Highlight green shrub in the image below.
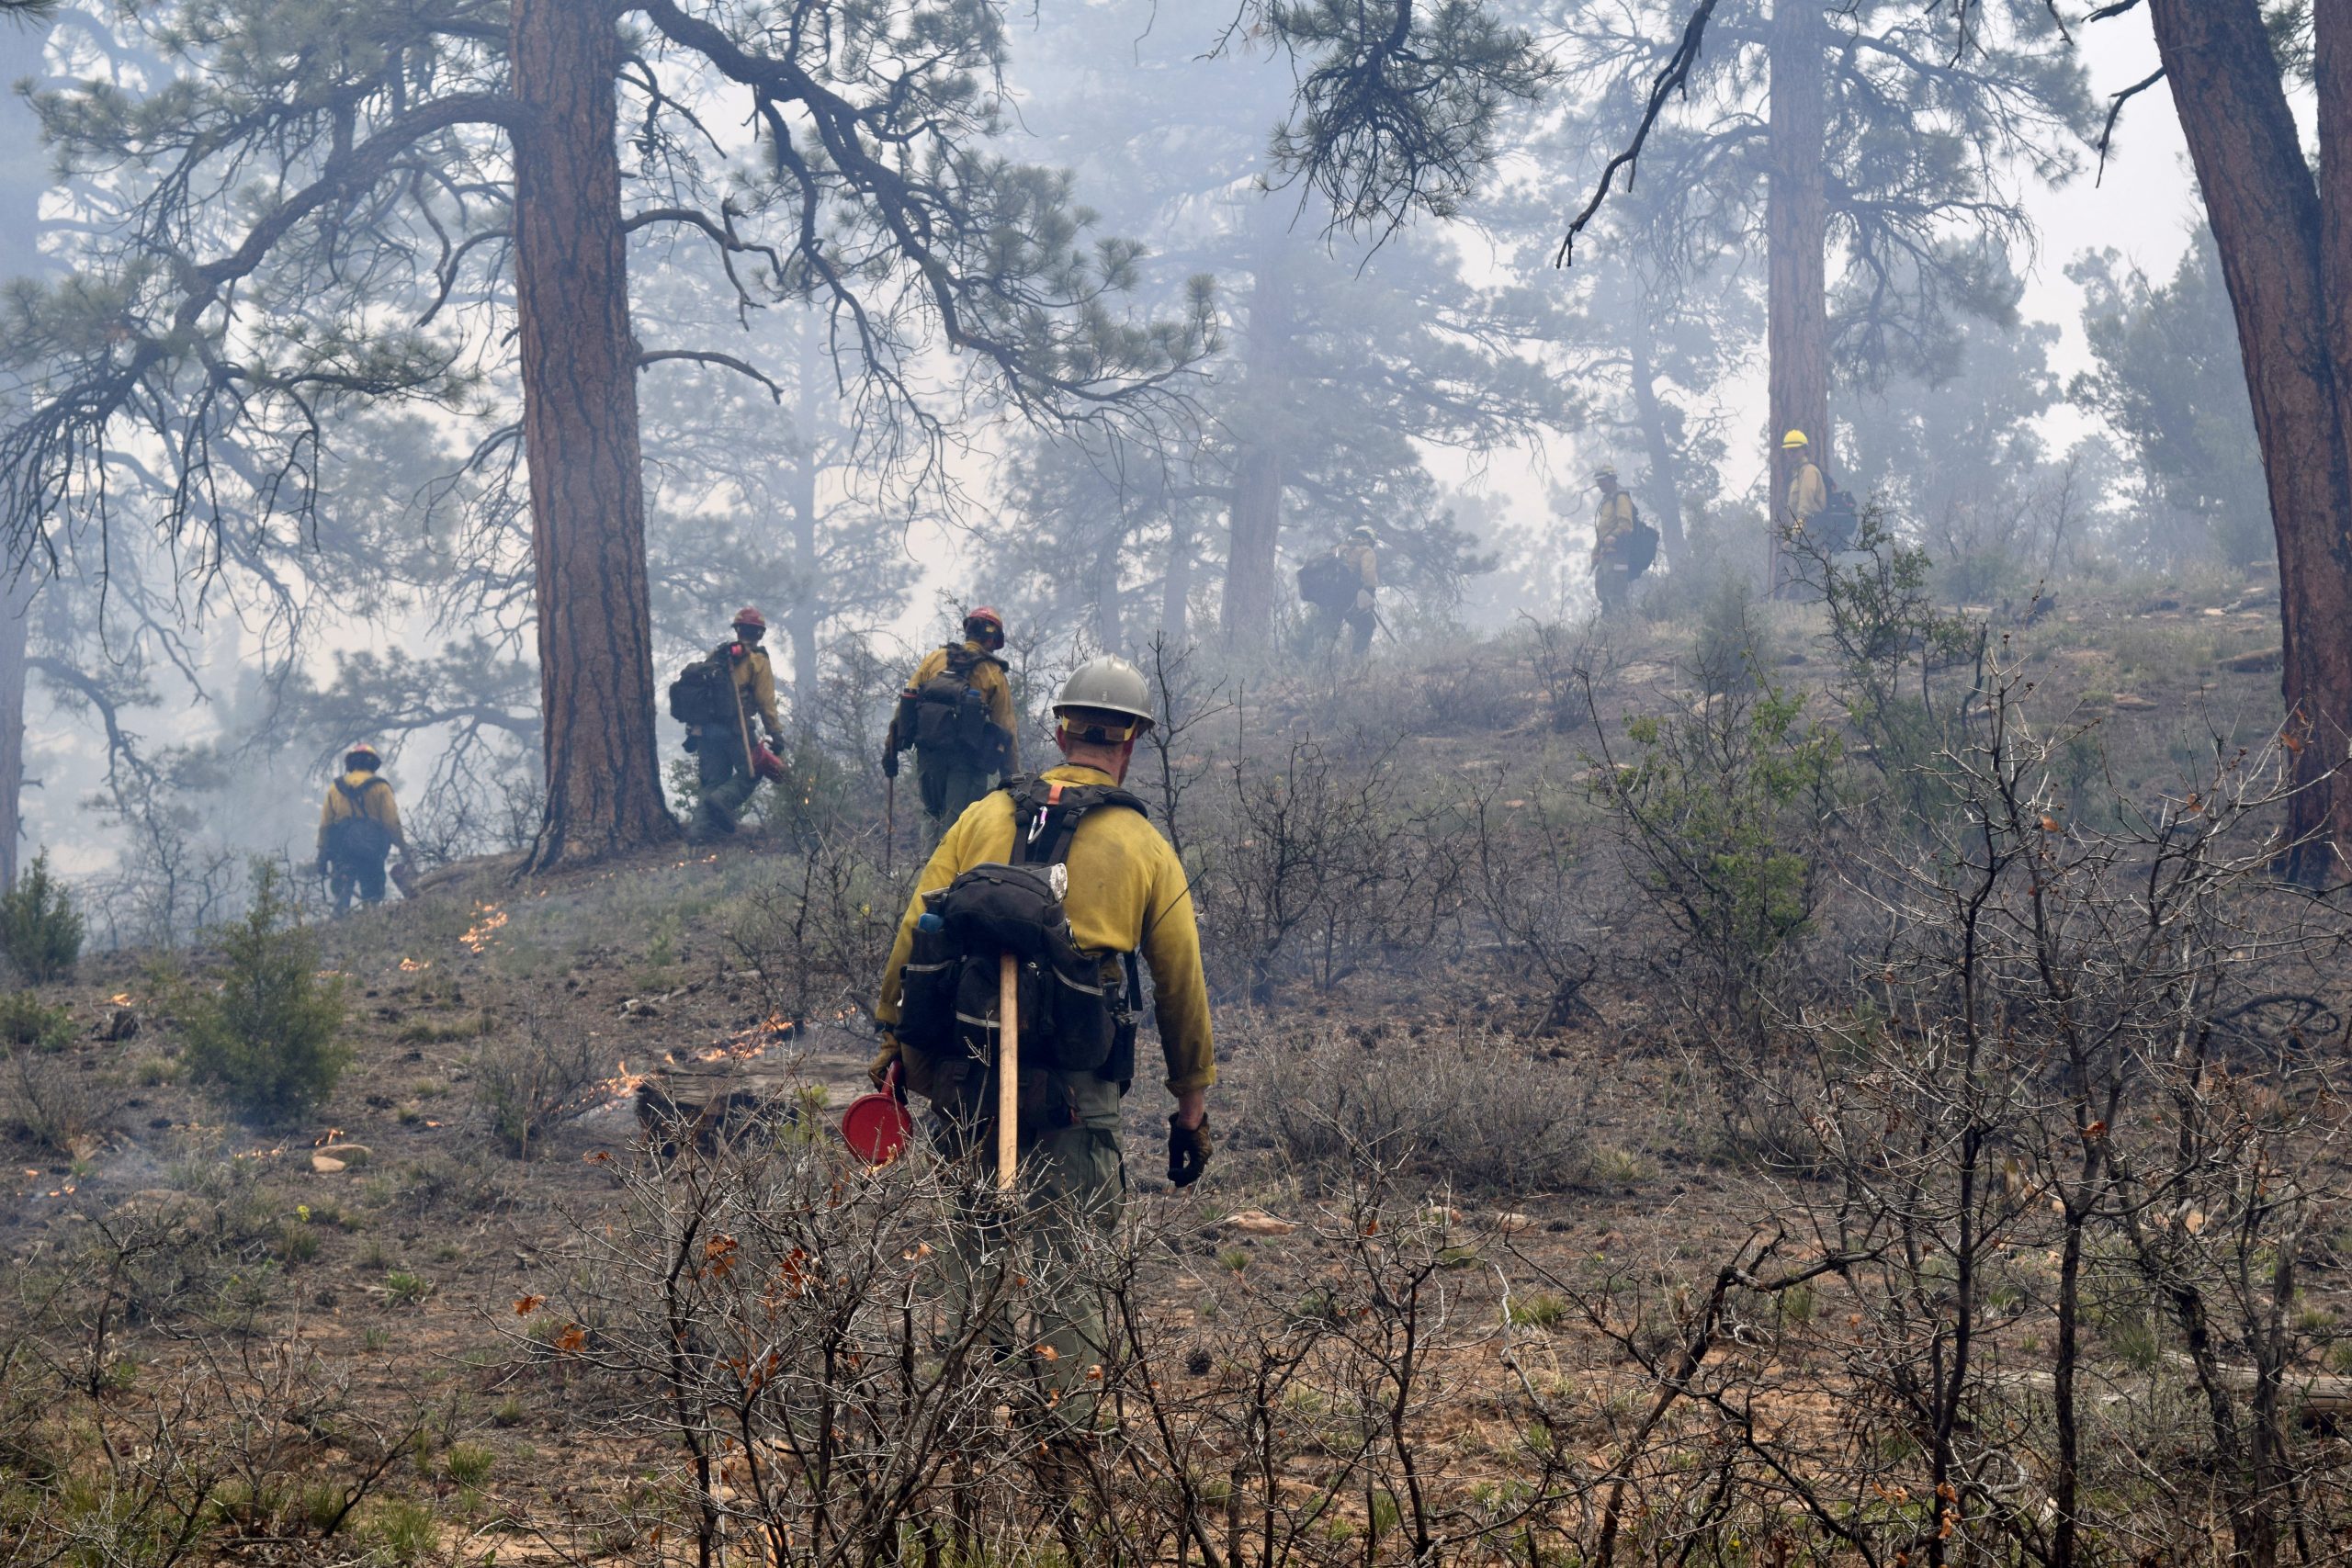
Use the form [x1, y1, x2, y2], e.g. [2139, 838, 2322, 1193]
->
[368, 1496, 438, 1565]
[443, 1442, 495, 1486]
[0, 851, 84, 984]
[179, 863, 349, 1124]
[0, 990, 71, 1054]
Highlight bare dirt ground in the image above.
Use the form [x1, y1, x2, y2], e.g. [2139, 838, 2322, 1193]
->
[7, 579, 2343, 1563]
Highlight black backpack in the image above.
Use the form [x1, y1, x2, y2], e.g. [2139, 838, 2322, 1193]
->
[904, 646, 1010, 768]
[1626, 513, 1660, 577]
[668, 647, 739, 728]
[1817, 487, 1860, 553]
[894, 775, 1147, 1094]
[324, 777, 393, 862]
[1297, 551, 1357, 611]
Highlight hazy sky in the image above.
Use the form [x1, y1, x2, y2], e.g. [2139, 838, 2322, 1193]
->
[2021, 9, 2202, 448]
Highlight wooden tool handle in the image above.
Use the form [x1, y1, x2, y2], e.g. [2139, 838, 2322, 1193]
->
[996, 953, 1019, 1190]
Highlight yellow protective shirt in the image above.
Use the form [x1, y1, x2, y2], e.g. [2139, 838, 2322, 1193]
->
[1786, 460, 1827, 530]
[316, 771, 401, 856]
[874, 763, 1214, 1095]
[887, 639, 1019, 767]
[1591, 491, 1639, 563]
[729, 644, 783, 739]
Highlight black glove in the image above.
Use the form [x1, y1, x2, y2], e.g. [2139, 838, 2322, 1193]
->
[880, 748, 899, 779]
[313, 855, 330, 877]
[1167, 1113, 1211, 1189]
[682, 730, 699, 753]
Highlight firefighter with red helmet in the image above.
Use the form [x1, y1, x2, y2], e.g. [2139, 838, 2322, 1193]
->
[685, 607, 786, 842]
[882, 607, 1019, 840]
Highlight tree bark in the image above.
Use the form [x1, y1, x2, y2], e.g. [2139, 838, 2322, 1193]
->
[1767, 0, 1831, 598]
[511, 0, 675, 866]
[0, 577, 28, 891]
[1162, 504, 1193, 642]
[2153, 0, 2352, 880]
[0, 19, 51, 889]
[1092, 515, 1125, 652]
[1221, 237, 1291, 651]
[1628, 319, 1690, 572]
[787, 312, 822, 736]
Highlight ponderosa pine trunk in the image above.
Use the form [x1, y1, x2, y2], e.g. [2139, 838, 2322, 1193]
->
[1162, 507, 1193, 642]
[0, 579, 28, 891]
[1767, 0, 1830, 599]
[511, 0, 675, 866]
[0, 19, 51, 890]
[1222, 238, 1291, 652]
[1628, 321, 1690, 571]
[2152, 0, 2352, 881]
[787, 314, 822, 736]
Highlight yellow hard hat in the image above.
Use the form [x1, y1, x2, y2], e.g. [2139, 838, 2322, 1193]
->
[1781, 429, 1809, 450]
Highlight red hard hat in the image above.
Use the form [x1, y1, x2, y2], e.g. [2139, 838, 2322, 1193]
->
[966, 605, 1003, 636]
[732, 606, 766, 630]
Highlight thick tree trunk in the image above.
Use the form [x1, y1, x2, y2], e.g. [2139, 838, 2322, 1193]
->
[0, 20, 51, 889]
[1092, 519, 1124, 652]
[1628, 321, 1689, 571]
[787, 315, 822, 735]
[1221, 240, 1291, 651]
[1767, 0, 1830, 598]
[0, 578, 28, 890]
[511, 0, 675, 866]
[1162, 506, 1193, 642]
[2153, 0, 2352, 880]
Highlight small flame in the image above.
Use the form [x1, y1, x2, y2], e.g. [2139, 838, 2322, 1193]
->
[399, 957, 430, 973]
[108, 993, 133, 1006]
[458, 904, 509, 953]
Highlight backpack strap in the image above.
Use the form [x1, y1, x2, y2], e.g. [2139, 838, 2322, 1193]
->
[334, 777, 377, 812]
[1001, 774, 1147, 870]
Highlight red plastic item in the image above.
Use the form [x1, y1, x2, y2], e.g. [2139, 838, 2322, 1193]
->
[841, 1061, 912, 1166]
[752, 743, 787, 781]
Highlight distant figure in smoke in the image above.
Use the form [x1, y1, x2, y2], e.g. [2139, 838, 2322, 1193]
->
[883, 608, 1019, 843]
[681, 607, 786, 843]
[1588, 464, 1655, 615]
[315, 743, 405, 915]
[1296, 525, 1380, 659]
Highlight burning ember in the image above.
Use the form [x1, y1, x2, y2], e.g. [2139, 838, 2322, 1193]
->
[399, 957, 430, 973]
[690, 1013, 799, 1065]
[459, 904, 508, 953]
[599, 1059, 651, 1100]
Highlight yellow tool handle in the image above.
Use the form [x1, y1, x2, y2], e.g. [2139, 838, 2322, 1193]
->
[997, 953, 1019, 1190]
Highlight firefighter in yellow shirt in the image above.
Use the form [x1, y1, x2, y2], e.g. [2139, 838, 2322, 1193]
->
[870, 655, 1211, 1423]
[1589, 465, 1645, 614]
[881, 608, 1020, 840]
[686, 607, 786, 842]
[314, 743, 404, 914]
[1783, 429, 1827, 541]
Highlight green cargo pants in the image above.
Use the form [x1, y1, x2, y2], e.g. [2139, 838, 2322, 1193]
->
[915, 750, 994, 843]
[934, 1069, 1125, 1428]
[689, 721, 759, 840]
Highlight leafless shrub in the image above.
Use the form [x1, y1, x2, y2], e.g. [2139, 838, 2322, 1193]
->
[0, 1046, 108, 1159]
[0, 1224, 440, 1562]
[723, 825, 899, 1029]
[1505, 660, 2352, 1567]
[1201, 729, 1465, 1000]
[473, 1012, 605, 1159]
[536, 1111, 1597, 1565]
[1463, 774, 1605, 1029]
[1246, 1021, 1590, 1194]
